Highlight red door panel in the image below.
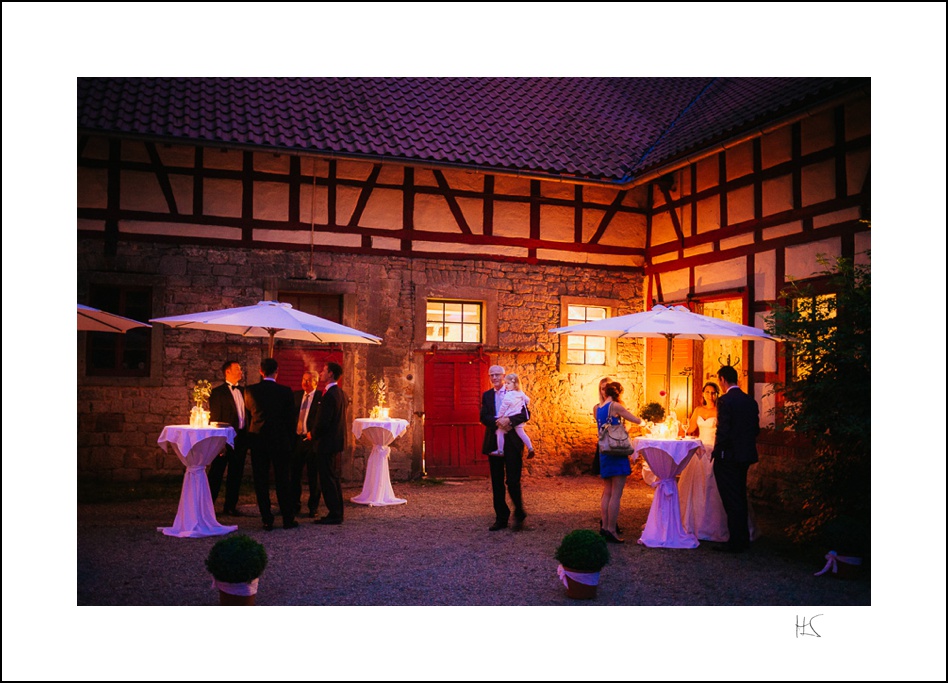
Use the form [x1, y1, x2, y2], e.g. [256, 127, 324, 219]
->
[273, 346, 343, 392]
[424, 352, 489, 477]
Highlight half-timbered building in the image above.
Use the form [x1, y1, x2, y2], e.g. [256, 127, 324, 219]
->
[77, 77, 870, 487]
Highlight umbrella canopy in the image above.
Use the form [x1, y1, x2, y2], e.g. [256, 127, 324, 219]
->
[78, 304, 152, 333]
[550, 305, 779, 409]
[150, 300, 382, 356]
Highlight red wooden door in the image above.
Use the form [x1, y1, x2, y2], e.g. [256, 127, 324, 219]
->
[273, 346, 343, 392]
[646, 337, 694, 422]
[424, 352, 489, 477]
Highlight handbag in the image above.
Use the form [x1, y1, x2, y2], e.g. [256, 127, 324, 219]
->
[598, 418, 633, 456]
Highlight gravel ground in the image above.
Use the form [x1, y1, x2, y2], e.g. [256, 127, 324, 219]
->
[77, 474, 869, 607]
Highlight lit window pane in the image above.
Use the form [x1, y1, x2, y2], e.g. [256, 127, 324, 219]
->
[462, 325, 480, 342]
[427, 303, 444, 322]
[587, 350, 606, 365]
[586, 336, 606, 351]
[587, 307, 607, 321]
[443, 323, 462, 341]
[567, 335, 585, 350]
[444, 303, 463, 322]
[567, 305, 586, 321]
[567, 349, 585, 364]
[462, 305, 479, 323]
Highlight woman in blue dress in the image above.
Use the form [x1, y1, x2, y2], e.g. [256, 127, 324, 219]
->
[596, 382, 643, 543]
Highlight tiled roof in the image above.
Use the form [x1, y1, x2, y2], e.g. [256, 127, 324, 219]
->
[77, 77, 868, 183]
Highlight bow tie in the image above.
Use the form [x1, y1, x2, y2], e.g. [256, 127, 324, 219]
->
[228, 384, 239, 390]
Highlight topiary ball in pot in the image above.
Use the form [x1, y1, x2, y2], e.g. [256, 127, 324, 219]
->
[555, 529, 610, 571]
[206, 534, 268, 605]
[555, 529, 610, 599]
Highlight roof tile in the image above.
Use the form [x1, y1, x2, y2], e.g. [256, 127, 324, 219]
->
[78, 77, 868, 182]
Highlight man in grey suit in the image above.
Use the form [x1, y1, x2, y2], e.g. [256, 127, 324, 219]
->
[244, 357, 298, 531]
[291, 371, 321, 518]
[711, 365, 760, 553]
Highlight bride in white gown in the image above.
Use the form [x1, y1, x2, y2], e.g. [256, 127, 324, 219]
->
[679, 383, 758, 542]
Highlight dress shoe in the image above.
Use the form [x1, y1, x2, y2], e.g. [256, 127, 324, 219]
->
[511, 512, 526, 532]
[527, 449, 535, 459]
[488, 521, 508, 531]
[600, 520, 623, 535]
[283, 520, 300, 530]
[601, 529, 625, 544]
[315, 516, 343, 525]
[307, 510, 318, 518]
[262, 520, 274, 531]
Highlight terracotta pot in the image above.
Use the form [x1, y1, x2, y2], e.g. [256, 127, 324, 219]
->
[219, 590, 256, 606]
[215, 577, 259, 605]
[563, 568, 599, 599]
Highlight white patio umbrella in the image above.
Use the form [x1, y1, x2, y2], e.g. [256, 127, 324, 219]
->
[78, 304, 152, 333]
[150, 300, 382, 356]
[550, 305, 779, 410]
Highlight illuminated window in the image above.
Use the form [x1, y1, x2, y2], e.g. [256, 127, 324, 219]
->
[85, 284, 152, 377]
[791, 293, 836, 380]
[426, 300, 482, 343]
[566, 305, 607, 365]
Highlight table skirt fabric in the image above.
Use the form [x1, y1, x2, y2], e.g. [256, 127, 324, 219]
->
[351, 423, 408, 506]
[156, 427, 238, 538]
[635, 445, 700, 549]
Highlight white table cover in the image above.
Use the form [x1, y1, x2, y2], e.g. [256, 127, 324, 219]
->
[351, 418, 409, 506]
[157, 425, 238, 538]
[633, 437, 702, 549]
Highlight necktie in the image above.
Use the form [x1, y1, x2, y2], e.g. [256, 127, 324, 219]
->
[298, 393, 311, 435]
[230, 384, 245, 429]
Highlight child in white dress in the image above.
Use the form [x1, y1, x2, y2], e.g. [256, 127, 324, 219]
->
[493, 373, 535, 457]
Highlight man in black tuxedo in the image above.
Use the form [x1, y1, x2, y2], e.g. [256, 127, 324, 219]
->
[312, 361, 347, 525]
[291, 370, 321, 518]
[480, 364, 529, 532]
[710, 365, 760, 553]
[244, 357, 298, 530]
[207, 360, 249, 516]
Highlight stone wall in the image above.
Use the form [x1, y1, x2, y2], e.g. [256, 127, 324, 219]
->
[78, 239, 646, 482]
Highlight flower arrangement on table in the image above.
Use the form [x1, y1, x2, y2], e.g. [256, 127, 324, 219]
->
[190, 379, 213, 427]
[369, 375, 389, 419]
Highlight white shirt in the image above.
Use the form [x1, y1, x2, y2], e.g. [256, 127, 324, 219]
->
[228, 383, 245, 429]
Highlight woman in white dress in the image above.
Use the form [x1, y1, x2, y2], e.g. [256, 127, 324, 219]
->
[679, 382, 758, 542]
[679, 383, 729, 541]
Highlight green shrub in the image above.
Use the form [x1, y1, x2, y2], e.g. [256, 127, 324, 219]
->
[767, 252, 870, 553]
[638, 402, 665, 423]
[205, 534, 268, 583]
[554, 529, 610, 571]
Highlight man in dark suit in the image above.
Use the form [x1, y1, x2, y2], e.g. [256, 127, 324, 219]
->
[711, 365, 760, 553]
[311, 361, 347, 525]
[480, 364, 529, 532]
[291, 370, 321, 518]
[244, 357, 298, 531]
[207, 360, 249, 516]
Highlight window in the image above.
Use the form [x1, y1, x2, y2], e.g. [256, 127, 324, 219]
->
[566, 305, 607, 365]
[85, 284, 152, 377]
[426, 300, 482, 343]
[791, 293, 837, 380]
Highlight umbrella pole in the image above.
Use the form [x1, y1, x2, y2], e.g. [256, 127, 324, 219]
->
[664, 333, 674, 414]
[268, 333, 275, 358]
